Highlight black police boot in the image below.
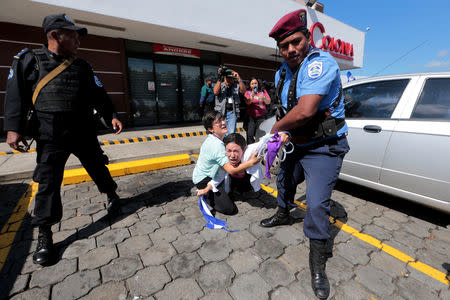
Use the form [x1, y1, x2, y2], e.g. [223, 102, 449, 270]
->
[32, 226, 54, 266]
[106, 191, 120, 215]
[309, 239, 332, 299]
[260, 206, 290, 227]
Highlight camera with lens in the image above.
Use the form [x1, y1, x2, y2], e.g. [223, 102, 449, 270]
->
[218, 65, 233, 79]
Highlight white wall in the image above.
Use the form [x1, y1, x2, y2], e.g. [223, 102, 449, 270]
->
[21, 0, 365, 68]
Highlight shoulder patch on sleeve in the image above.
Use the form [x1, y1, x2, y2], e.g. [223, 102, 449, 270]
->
[8, 68, 14, 80]
[13, 48, 30, 60]
[307, 61, 323, 79]
[94, 75, 103, 87]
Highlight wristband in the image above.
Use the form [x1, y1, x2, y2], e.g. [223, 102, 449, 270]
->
[279, 131, 291, 137]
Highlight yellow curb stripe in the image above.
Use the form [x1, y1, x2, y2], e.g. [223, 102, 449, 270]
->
[380, 243, 415, 263]
[409, 261, 450, 286]
[0, 182, 37, 270]
[62, 154, 191, 185]
[131, 137, 139, 143]
[259, 183, 450, 286]
[103, 141, 110, 146]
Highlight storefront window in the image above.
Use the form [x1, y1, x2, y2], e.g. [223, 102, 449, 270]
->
[128, 58, 157, 125]
[181, 65, 202, 121]
[155, 63, 179, 123]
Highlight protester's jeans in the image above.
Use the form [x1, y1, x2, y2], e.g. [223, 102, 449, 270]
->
[226, 110, 237, 134]
[246, 115, 266, 144]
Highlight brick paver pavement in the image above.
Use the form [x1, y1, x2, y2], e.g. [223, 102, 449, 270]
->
[1, 164, 449, 299]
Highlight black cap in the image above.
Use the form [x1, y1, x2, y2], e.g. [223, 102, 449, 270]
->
[42, 13, 87, 35]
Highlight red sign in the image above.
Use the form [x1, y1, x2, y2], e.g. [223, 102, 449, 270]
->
[310, 22, 354, 61]
[153, 44, 201, 59]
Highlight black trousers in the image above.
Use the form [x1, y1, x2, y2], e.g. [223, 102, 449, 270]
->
[229, 173, 253, 194]
[32, 134, 117, 226]
[246, 115, 266, 144]
[195, 177, 237, 215]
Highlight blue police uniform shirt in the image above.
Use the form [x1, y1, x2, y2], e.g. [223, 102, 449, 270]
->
[275, 46, 348, 142]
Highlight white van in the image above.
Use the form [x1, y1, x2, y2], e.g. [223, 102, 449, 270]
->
[341, 72, 450, 214]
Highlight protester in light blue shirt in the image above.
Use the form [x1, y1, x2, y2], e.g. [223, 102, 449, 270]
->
[193, 111, 260, 215]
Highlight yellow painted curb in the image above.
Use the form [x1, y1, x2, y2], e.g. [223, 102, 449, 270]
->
[62, 154, 191, 185]
[0, 182, 37, 270]
[259, 183, 450, 287]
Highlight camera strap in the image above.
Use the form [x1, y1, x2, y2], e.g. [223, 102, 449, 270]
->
[275, 69, 286, 106]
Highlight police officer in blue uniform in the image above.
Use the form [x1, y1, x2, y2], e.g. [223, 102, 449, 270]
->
[4, 14, 123, 266]
[259, 10, 350, 299]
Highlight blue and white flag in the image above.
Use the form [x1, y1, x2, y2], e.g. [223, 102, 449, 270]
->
[346, 71, 356, 82]
[199, 196, 238, 232]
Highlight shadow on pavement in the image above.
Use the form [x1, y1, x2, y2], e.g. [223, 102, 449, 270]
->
[443, 263, 450, 281]
[0, 214, 33, 300]
[291, 195, 348, 241]
[335, 180, 449, 227]
[0, 181, 34, 300]
[248, 188, 348, 240]
[0, 183, 29, 231]
[54, 179, 194, 262]
[243, 189, 278, 209]
[329, 200, 349, 241]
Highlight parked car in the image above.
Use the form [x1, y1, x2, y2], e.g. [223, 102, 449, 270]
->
[341, 72, 450, 214]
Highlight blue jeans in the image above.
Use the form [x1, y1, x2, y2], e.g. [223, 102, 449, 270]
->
[226, 110, 237, 134]
[276, 136, 350, 239]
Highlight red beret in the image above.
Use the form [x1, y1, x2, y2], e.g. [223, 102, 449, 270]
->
[269, 9, 307, 41]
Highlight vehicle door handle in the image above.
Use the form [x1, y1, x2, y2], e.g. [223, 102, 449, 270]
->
[363, 125, 382, 133]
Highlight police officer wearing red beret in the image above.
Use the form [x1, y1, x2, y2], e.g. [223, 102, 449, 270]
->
[4, 14, 123, 266]
[259, 9, 350, 299]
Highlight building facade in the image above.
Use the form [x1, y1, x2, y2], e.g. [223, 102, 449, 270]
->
[0, 0, 365, 131]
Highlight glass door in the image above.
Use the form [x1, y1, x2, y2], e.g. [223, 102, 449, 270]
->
[155, 63, 180, 123]
[128, 58, 157, 126]
[180, 65, 202, 121]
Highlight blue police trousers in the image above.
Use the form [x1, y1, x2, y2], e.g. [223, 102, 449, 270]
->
[276, 136, 349, 239]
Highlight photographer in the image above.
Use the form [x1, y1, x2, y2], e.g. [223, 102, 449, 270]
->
[213, 66, 246, 134]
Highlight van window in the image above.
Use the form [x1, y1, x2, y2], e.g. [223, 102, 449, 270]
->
[344, 79, 409, 119]
[411, 78, 450, 119]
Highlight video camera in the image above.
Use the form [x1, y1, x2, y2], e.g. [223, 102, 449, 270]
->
[218, 65, 233, 79]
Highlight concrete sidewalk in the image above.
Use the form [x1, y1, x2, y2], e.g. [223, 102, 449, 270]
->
[0, 122, 244, 181]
